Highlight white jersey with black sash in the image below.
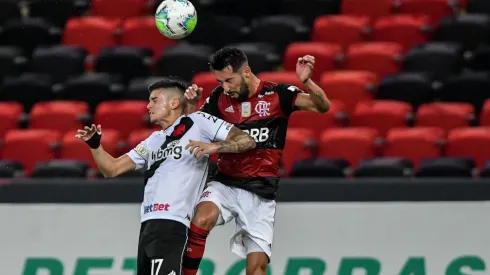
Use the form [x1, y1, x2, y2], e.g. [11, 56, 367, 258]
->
[126, 112, 232, 227]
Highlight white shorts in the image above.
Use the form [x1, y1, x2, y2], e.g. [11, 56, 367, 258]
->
[198, 181, 276, 259]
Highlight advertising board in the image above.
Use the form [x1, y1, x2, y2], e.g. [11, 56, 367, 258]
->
[1, 202, 488, 274]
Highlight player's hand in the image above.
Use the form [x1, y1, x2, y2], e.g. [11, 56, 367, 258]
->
[296, 55, 315, 83]
[75, 124, 101, 141]
[75, 124, 102, 149]
[186, 140, 219, 159]
[184, 84, 203, 104]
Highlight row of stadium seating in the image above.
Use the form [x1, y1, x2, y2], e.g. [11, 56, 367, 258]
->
[289, 157, 490, 178]
[3, 38, 490, 80]
[3, 0, 487, 27]
[1, 125, 490, 176]
[2, 156, 490, 178]
[2, 68, 490, 117]
[2, 12, 490, 57]
[3, 40, 490, 86]
[4, 156, 489, 178]
[4, 97, 490, 138]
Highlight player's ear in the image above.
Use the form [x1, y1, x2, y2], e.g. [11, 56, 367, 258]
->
[170, 98, 180, 110]
[243, 66, 251, 78]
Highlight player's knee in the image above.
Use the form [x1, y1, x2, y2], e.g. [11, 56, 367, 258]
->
[246, 252, 268, 275]
[192, 201, 219, 230]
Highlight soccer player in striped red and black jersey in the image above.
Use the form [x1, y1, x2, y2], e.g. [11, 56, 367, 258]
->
[182, 48, 331, 275]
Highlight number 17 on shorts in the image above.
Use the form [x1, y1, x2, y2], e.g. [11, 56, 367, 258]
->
[151, 259, 172, 275]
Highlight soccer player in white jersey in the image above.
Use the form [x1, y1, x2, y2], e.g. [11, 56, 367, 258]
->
[75, 78, 256, 275]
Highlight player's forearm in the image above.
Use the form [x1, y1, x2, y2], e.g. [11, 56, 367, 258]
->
[215, 137, 256, 153]
[90, 146, 118, 177]
[303, 79, 330, 113]
[215, 128, 256, 153]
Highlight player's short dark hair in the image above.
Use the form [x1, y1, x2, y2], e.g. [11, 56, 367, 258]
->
[148, 77, 188, 94]
[210, 47, 248, 72]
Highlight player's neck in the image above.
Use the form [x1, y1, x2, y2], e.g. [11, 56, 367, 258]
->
[159, 111, 184, 130]
[247, 75, 261, 98]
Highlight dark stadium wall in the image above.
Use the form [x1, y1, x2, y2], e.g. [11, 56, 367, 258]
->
[1, 178, 490, 202]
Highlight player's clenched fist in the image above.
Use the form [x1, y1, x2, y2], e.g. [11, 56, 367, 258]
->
[184, 84, 203, 104]
[75, 124, 102, 149]
[296, 55, 315, 83]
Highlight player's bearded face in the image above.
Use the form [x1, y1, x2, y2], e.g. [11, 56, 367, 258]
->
[234, 75, 250, 102]
[214, 66, 250, 102]
[221, 74, 249, 102]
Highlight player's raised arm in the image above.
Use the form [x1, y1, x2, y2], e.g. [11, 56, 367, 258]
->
[292, 55, 331, 113]
[184, 84, 202, 114]
[75, 124, 136, 178]
[184, 84, 221, 116]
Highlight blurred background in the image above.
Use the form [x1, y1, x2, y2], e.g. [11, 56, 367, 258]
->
[1, 0, 490, 177]
[0, 0, 490, 274]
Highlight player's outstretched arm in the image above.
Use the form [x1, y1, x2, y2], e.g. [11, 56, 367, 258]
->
[75, 124, 136, 178]
[294, 55, 330, 113]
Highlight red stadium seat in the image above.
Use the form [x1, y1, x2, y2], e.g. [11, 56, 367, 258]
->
[415, 103, 475, 134]
[283, 42, 343, 81]
[121, 17, 176, 57]
[2, 129, 61, 174]
[373, 15, 431, 53]
[60, 129, 122, 169]
[446, 127, 490, 168]
[0, 102, 22, 140]
[94, 101, 148, 138]
[192, 72, 219, 108]
[127, 129, 156, 150]
[397, 0, 457, 26]
[311, 15, 370, 49]
[351, 100, 412, 136]
[319, 127, 379, 167]
[282, 128, 315, 176]
[319, 70, 377, 113]
[345, 42, 403, 79]
[384, 127, 445, 168]
[91, 0, 147, 18]
[478, 99, 490, 126]
[63, 17, 121, 56]
[341, 0, 393, 21]
[288, 100, 347, 139]
[257, 72, 304, 90]
[29, 101, 89, 133]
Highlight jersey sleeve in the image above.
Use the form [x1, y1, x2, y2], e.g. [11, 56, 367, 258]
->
[191, 111, 233, 142]
[277, 84, 304, 116]
[199, 87, 221, 116]
[126, 136, 151, 170]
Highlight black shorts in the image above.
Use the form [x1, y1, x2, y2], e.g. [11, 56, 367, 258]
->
[137, 219, 188, 275]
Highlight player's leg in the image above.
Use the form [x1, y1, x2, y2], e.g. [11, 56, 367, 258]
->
[144, 219, 188, 275]
[245, 240, 269, 275]
[183, 181, 237, 275]
[231, 189, 276, 275]
[137, 222, 152, 275]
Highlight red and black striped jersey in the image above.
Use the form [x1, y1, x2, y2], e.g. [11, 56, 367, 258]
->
[200, 80, 303, 200]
